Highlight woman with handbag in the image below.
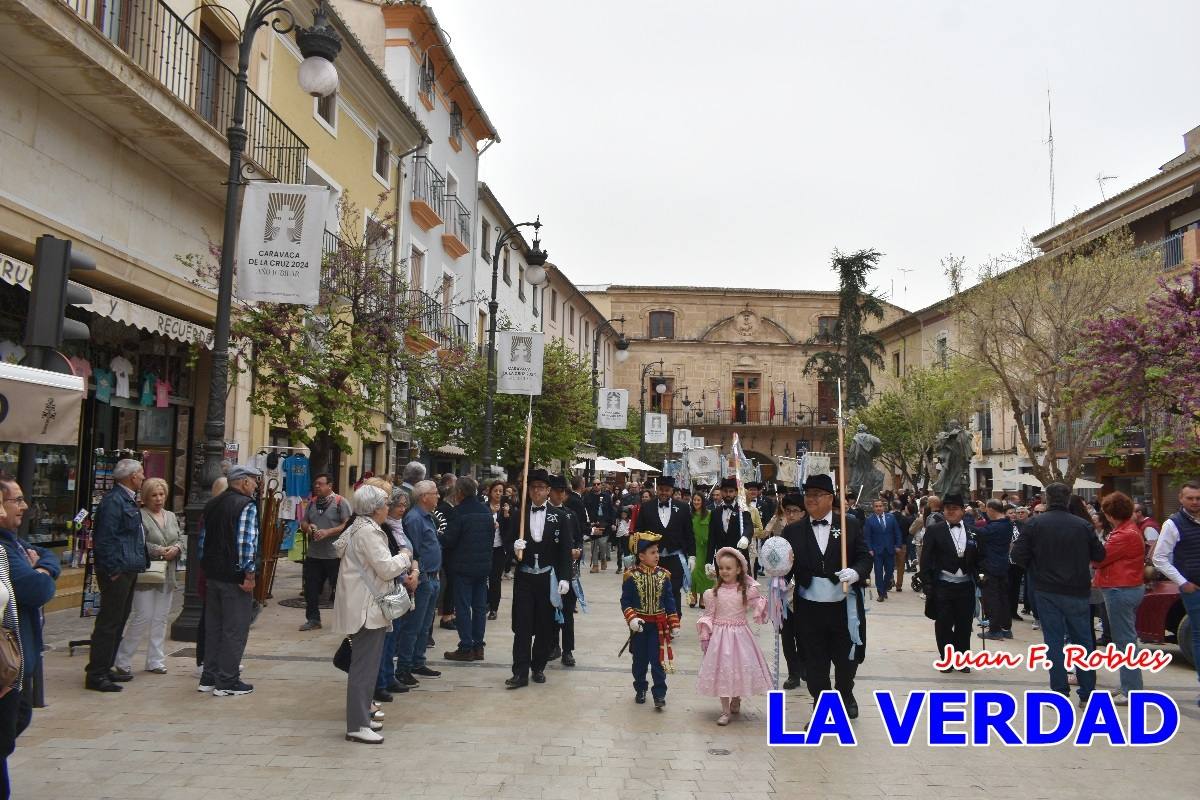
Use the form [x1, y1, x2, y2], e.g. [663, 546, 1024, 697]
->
[333, 484, 412, 744]
[114, 478, 182, 676]
[0, 536, 27, 800]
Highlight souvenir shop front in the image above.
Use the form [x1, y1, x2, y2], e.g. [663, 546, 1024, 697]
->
[1, 251, 212, 554]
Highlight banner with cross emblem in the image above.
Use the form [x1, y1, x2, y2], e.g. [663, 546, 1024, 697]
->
[236, 183, 332, 305]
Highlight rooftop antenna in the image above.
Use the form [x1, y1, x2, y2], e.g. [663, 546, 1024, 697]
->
[898, 267, 914, 297]
[1096, 172, 1118, 201]
[1045, 86, 1056, 225]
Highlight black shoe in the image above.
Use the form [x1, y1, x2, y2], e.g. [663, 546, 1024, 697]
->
[940, 667, 954, 673]
[877, 594, 886, 602]
[547, 646, 562, 661]
[959, 666, 971, 674]
[561, 651, 575, 667]
[653, 697, 666, 710]
[1012, 613, 1026, 622]
[373, 689, 394, 703]
[439, 618, 457, 630]
[426, 637, 435, 649]
[531, 671, 546, 684]
[635, 690, 646, 704]
[108, 670, 134, 683]
[386, 680, 409, 694]
[487, 611, 497, 620]
[412, 666, 441, 678]
[85, 677, 122, 692]
[397, 672, 420, 687]
[844, 696, 859, 719]
[783, 675, 802, 691]
[505, 676, 528, 690]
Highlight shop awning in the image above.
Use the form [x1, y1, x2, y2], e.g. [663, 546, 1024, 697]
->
[1, 251, 213, 348]
[0, 362, 85, 445]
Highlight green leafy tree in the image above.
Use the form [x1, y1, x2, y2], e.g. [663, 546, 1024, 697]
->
[414, 339, 594, 470]
[804, 249, 887, 409]
[595, 407, 643, 458]
[851, 363, 993, 490]
[181, 193, 437, 473]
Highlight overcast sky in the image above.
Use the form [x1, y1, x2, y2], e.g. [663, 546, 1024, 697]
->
[429, 0, 1199, 311]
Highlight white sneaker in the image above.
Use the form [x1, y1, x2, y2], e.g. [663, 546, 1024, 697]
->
[1032, 621, 1041, 630]
[371, 709, 385, 720]
[197, 682, 214, 693]
[346, 727, 384, 744]
[369, 720, 383, 731]
[1112, 691, 1129, 706]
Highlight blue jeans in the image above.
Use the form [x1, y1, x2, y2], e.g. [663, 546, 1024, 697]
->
[1036, 590, 1096, 700]
[394, 577, 438, 672]
[872, 551, 894, 596]
[1179, 587, 1200, 684]
[1101, 586, 1145, 693]
[454, 574, 489, 650]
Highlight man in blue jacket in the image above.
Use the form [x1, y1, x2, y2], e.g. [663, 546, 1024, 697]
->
[864, 499, 902, 601]
[978, 499, 1014, 639]
[0, 474, 60, 705]
[84, 459, 148, 692]
[442, 476, 495, 663]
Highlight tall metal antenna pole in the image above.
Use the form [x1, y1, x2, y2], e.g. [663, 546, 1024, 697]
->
[1046, 87, 1056, 226]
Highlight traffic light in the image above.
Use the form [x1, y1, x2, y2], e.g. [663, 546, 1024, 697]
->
[24, 235, 93, 364]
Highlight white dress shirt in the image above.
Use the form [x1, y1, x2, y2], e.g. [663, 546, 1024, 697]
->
[942, 522, 968, 581]
[657, 502, 672, 528]
[529, 505, 547, 543]
[812, 512, 833, 553]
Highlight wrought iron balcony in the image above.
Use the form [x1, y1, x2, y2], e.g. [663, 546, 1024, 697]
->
[440, 194, 471, 258]
[1133, 231, 1185, 271]
[412, 290, 468, 350]
[62, 0, 308, 183]
[409, 155, 445, 231]
[666, 408, 833, 427]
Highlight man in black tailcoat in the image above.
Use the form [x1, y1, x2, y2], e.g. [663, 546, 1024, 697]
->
[635, 476, 693, 618]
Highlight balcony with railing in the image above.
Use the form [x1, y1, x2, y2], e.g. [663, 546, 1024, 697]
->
[666, 408, 834, 428]
[32, 0, 308, 189]
[1133, 230, 1188, 271]
[409, 156, 445, 231]
[440, 194, 472, 259]
[410, 290, 469, 352]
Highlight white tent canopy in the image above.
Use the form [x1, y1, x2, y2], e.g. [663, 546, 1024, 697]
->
[570, 457, 630, 474]
[616, 456, 660, 473]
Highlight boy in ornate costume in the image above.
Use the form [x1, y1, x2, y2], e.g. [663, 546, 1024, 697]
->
[620, 532, 680, 709]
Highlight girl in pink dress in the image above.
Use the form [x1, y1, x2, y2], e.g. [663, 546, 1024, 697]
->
[696, 547, 773, 725]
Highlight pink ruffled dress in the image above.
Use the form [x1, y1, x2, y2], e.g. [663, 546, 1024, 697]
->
[695, 581, 773, 697]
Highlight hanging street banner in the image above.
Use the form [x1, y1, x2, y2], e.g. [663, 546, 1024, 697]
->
[496, 330, 545, 395]
[236, 183, 332, 305]
[672, 427, 691, 453]
[596, 388, 629, 430]
[685, 446, 720, 480]
[0, 362, 85, 446]
[644, 412, 668, 444]
[690, 436, 705, 450]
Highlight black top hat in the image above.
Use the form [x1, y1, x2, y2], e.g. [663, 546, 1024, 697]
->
[526, 468, 551, 486]
[719, 477, 738, 490]
[745, 481, 762, 490]
[780, 492, 806, 509]
[657, 476, 675, 488]
[547, 474, 568, 491]
[802, 474, 836, 495]
[942, 492, 967, 508]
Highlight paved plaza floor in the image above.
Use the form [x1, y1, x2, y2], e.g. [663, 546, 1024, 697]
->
[12, 560, 1200, 799]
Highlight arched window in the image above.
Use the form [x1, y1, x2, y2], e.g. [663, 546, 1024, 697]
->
[648, 310, 674, 339]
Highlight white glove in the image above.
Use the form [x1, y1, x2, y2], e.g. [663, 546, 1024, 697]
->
[704, 563, 716, 579]
[629, 618, 644, 633]
[836, 568, 859, 584]
[687, 555, 696, 572]
[512, 539, 527, 552]
[736, 536, 750, 550]
[557, 580, 570, 595]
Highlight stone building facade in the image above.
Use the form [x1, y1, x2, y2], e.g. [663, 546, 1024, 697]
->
[581, 285, 907, 479]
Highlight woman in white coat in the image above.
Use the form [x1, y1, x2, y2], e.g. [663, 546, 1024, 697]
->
[333, 484, 411, 744]
[115, 478, 182, 675]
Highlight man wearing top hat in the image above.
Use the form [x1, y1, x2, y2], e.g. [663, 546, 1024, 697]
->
[785, 474, 871, 717]
[706, 477, 755, 566]
[918, 493, 979, 672]
[635, 476, 694, 620]
[548, 474, 584, 667]
[506, 469, 574, 689]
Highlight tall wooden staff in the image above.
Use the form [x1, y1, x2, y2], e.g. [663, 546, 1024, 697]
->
[836, 379, 849, 593]
[515, 395, 535, 562]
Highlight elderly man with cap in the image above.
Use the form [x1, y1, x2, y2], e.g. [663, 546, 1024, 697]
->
[635, 476, 694, 619]
[198, 464, 262, 696]
[705, 477, 754, 567]
[788, 474, 870, 717]
[506, 469, 573, 689]
[918, 492, 979, 672]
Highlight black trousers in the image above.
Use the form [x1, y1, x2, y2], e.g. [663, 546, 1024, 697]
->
[511, 572, 556, 679]
[661, 551, 685, 621]
[796, 597, 857, 701]
[84, 571, 137, 681]
[488, 547, 506, 613]
[781, 609, 806, 680]
[303, 557, 340, 622]
[982, 573, 1011, 631]
[440, 568, 456, 617]
[1008, 564, 1025, 615]
[558, 587, 576, 653]
[934, 580, 975, 655]
[0, 687, 32, 800]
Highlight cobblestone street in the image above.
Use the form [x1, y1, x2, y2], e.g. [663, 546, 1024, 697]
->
[11, 561, 1200, 799]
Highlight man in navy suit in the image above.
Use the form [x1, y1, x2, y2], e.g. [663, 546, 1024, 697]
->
[635, 477, 694, 617]
[864, 498, 902, 601]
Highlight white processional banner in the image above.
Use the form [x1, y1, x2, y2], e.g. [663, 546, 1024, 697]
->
[685, 447, 720, 480]
[672, 428, 691, 454]
[236, 183, 332, 305]
[644, 413, 668, 444]
[596, 388, 629, 430]
[495, 330, 545, 395]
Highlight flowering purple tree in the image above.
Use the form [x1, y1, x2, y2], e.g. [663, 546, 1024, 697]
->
[1076, 265, 1200, 473]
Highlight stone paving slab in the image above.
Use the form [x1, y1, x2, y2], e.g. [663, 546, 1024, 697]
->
[10, 560, 1200, 798]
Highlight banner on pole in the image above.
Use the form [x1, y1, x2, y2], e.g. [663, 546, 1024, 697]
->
[671, 428, 691, 454]
[0, 362, 85, 445]
[644, 412, 668, 444]
[236, 183, 332, 305]
[596, 388, 628, 430]
[685, 447, 720, 479]
[496, 331, 545, 395]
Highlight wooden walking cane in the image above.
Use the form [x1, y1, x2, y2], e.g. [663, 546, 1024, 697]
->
[836, 379, 850, 594]
[515, 395, 535, 563]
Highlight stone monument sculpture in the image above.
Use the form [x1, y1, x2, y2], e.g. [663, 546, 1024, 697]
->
[933, 418, 974, 498]
[848, 424, 884, 509]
